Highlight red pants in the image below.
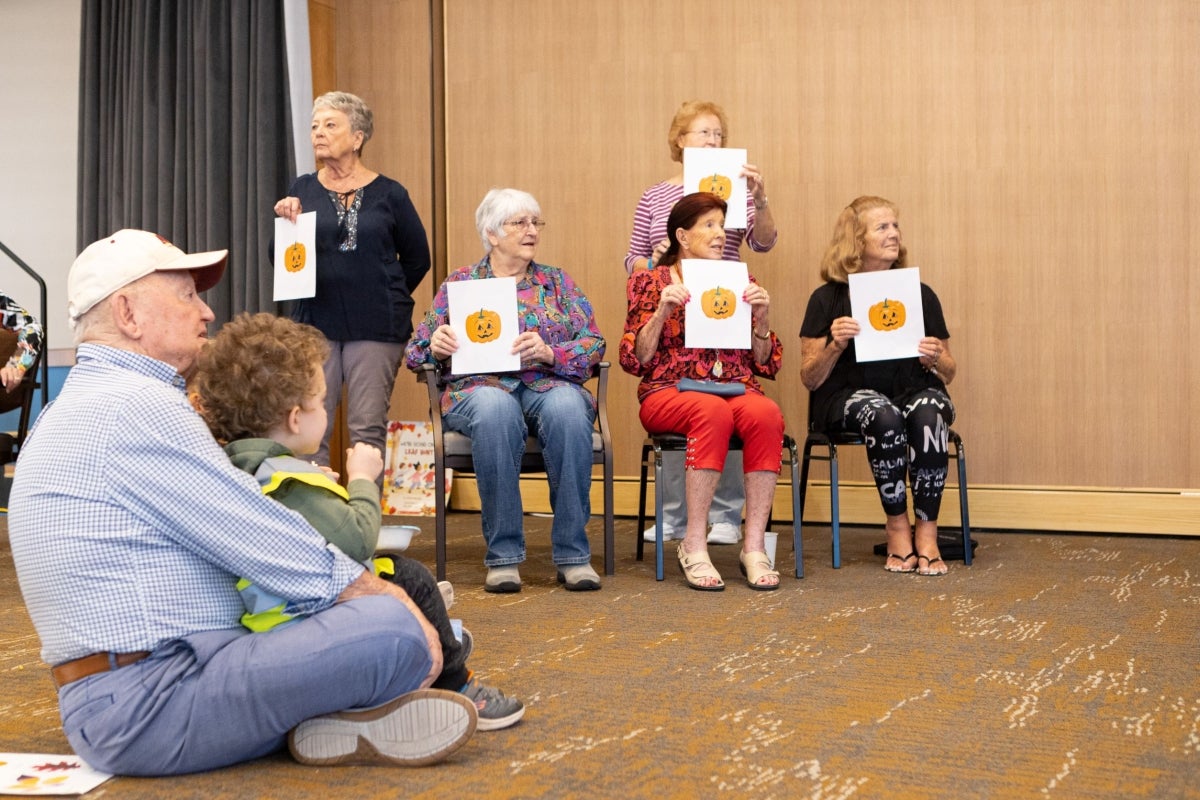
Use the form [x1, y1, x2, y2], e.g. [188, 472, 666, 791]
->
[639, 387, 784, 473]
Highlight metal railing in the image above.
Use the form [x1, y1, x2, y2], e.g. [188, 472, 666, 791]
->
[0, 239, 50, 410]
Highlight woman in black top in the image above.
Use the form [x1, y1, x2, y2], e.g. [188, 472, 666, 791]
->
[273, 91, 431, 466]
[799, 196, 959, 576]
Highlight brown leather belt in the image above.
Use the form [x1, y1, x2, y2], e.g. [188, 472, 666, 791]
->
[51, 651, 151, 688]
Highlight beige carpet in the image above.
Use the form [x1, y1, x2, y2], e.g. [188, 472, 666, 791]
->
[2, 514, 1199, 799]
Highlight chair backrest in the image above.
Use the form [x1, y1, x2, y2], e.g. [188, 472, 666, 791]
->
[0, 328, 42, 461]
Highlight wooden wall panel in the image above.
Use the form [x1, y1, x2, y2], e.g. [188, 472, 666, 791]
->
[319, 0, 438, 424]
[307, 0, 336, 96]
[329, 0, 1199, 499]
[436, 0, 1198, 492]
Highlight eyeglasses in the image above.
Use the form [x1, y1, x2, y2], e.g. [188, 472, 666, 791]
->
[502, 217, 547, 231]
[685, 128, 724, 142]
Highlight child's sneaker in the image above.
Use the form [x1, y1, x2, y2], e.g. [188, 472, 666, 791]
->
[460, 675, 525, 731]
[437, 580, 454, 610]
[457, 625, 473, 662]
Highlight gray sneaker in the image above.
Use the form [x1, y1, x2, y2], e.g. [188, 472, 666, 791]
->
[288, 689, 477, 767]
[461, 676, 525, 731]
[458, 626, 473, 662]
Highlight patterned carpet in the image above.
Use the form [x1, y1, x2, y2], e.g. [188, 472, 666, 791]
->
[2, 514, 1198, 799]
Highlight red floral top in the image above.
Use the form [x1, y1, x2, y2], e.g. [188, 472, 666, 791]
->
[619, 265, 782, 402]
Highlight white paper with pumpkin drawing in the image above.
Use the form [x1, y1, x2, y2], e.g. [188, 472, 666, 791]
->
[272, 211, 317, 301]
[682, 147, 748, 229]
[847, 267, 926, 362]
[0, 753, 112, 795]
[680, 259, 751, 351]
[446, 276, 520, 375]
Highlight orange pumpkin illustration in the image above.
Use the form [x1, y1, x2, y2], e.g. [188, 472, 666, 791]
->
[868, 298, 906, 331]
[700, 173, 732, 201]
[284, 242, 306, 273]
[465, 308, 501, 343]
[701, 286, 736, 319]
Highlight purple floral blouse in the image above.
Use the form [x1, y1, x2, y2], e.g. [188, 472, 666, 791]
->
[619, 265, 782, 402]
[404, 257, 606, 413]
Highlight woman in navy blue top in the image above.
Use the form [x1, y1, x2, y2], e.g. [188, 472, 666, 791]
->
[273, 91, 431, 466]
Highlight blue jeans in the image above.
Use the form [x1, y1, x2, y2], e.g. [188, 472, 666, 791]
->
[443, 384, 595, 567]
[57, 595, 432, 776]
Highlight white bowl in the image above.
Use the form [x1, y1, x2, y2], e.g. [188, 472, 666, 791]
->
[377, 524, 420, 552]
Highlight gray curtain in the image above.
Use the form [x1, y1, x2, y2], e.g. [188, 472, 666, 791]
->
[77, 0, 295, 323]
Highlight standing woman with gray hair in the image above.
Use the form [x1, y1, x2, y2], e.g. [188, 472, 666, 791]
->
[404, 189, 606, 594]
[273, 91, 431, 467]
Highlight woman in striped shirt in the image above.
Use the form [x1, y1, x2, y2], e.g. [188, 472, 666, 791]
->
[623, 100, 779, 547]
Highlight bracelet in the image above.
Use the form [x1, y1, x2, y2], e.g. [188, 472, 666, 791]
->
[753, 196, 768, 209]
[753, 329, 772, 340]
[646, 256, 654, 269]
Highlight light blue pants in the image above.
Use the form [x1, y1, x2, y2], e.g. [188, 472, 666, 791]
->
[443, 384, 595, 567]
[57, 595, 431, 776]
[657, 450, 745, 532]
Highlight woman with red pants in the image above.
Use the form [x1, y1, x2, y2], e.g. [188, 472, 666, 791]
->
[619, 192, 784, 592]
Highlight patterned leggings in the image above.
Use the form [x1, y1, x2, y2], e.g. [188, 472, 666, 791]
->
[841, 388, 956, 521]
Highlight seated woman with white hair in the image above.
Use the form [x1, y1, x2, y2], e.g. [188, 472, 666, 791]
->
[404, 188, 607, 593]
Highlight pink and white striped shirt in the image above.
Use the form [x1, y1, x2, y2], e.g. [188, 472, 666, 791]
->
[622, 180, 777, 274]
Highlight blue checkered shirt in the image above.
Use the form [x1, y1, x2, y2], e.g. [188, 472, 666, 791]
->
[8, 344, 364, 665]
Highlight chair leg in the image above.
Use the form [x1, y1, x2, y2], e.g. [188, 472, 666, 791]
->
[798, 440, 815, 576]
[787, 437, 803, 579]
[798, 441, 813, 517]
[636, 442, 651, 562]
[434, 460, 448, 581]
[954, 436, 971, 566]
[604, 455, 615, 576]
[765, 448, 774, 531]
[829, 446, 841, 569]
[653, 443, 665, 581]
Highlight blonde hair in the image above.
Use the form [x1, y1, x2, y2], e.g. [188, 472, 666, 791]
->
[819, 196, 908, 282]
[666, 100, 730, 163]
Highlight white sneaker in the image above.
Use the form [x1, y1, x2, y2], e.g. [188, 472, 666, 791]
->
[288, 689, 477, 767]
[642, 525, 681, 542]
[707, 522, 742, 545]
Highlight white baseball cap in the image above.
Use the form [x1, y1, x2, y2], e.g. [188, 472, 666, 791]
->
[67, 229, 228, 323]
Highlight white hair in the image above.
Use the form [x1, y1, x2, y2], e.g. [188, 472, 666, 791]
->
[312, 91, 374, 153]
[474, 188, 541, 253]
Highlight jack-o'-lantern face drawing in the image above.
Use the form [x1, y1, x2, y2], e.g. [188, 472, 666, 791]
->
[285, 242, 306, 273]
[868, 298, 906, 331]
[701, 286, 736, 319]
[465, 308, 500, 343]
[700, 173, 732, 201]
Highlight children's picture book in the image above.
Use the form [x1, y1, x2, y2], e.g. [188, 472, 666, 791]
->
[383, 421, 451, 516]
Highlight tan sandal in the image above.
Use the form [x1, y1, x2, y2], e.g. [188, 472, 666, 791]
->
[739, 550, 780, 591]
[677, 543, 724, 592]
